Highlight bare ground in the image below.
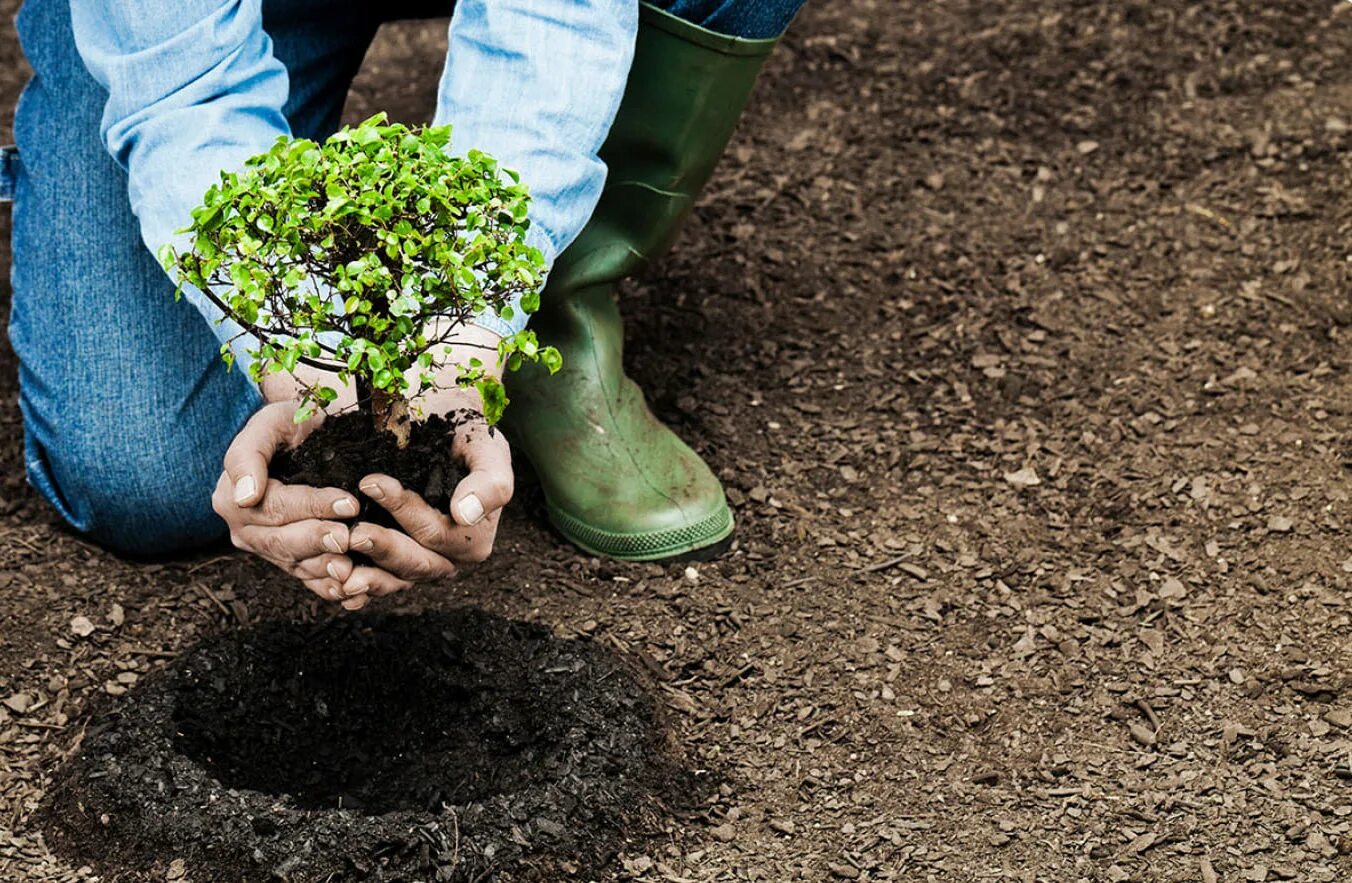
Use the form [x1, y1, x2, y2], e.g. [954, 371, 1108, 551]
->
[2, 1, 1352, 880]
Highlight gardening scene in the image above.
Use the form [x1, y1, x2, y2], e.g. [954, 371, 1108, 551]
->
[0, 0, 1349, 880]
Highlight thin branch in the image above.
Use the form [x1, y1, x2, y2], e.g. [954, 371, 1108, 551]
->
[193, 278, 341, 373]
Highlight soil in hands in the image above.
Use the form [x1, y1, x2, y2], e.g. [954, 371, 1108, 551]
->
[272, 411, 467, 521]
[39, 610, 695, 882]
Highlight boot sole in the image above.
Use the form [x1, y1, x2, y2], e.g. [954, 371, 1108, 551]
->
[546, 500, 736, 563]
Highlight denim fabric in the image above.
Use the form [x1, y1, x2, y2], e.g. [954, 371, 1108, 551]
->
[4, 0, 802, 555]
[68, 0, 635, 357]
[431, 0, 635, 338]
[9, 0, 341, 554]
[0, 147, 17, 201]
[652, 0, 807, 39]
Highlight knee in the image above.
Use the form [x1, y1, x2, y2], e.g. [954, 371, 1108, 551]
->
[27, 423, 228, 558]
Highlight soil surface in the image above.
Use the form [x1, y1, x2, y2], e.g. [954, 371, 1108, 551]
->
[273, 411, 467, 523]
[2, 1, 1352, 882]
[40, 610, 688, 882]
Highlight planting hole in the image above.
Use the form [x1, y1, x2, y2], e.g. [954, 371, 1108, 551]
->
[44, 611, 692, 881]
[172, 621, 542, 814]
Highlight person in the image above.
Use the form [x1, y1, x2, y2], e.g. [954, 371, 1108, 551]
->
[3, 0, 806, 609]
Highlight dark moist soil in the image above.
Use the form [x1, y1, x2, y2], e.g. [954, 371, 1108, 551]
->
[3, 1, 1352, 881]
[272, 412, 466, 523]
[39, 610, 694, 882]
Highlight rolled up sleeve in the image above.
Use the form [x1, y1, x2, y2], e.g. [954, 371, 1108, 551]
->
[69, 0, 291, 365]
[434, 0, 637, 337]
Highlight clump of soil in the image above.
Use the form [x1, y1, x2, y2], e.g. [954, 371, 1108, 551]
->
[40, 610, 693, 882]
[272, 412, 467, 519]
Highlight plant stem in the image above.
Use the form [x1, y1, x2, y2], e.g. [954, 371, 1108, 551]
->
[354, 375, 411, 448]
[370, 387, 412, 449]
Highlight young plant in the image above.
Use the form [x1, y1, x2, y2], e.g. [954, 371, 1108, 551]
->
[163, 113, 559, 445]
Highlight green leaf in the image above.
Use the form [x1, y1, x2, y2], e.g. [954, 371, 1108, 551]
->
[476, 377, 508, 426]
[162, 116, 550, 428]
[541, 346, 563, 374]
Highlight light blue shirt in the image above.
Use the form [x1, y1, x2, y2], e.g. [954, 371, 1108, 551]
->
[67, 0, 636, 363]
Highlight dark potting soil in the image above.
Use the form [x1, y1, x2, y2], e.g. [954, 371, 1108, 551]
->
[40, 610, 695, 882]
[272, 411, 468, 523]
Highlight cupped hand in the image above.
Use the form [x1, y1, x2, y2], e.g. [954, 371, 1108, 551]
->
[334, 392, 514, 610]
[214, 400, 361, 603]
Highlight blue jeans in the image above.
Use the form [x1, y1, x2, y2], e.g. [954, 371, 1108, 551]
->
[651, 0, 802, 40]
[5, 0, 805, 556]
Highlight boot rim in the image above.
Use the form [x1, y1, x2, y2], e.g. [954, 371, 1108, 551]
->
[639, 2, 782, 57]
[546, 497, 735, 562]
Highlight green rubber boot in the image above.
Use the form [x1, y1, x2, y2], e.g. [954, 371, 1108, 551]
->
[502, 3, 778, 562]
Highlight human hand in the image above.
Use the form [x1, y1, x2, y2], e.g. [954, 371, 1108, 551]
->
[215, 400, 360, 603]
[334, 387, 513, 609]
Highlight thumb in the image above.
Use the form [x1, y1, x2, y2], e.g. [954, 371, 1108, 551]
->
[223, 402, 312, 508]
[450, 426, 513, 526]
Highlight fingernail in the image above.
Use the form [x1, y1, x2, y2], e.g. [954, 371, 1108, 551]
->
[351, 532, 374, 552]
[333, 497, 358, 518]
[342, 597, 366, 611]
[233, 475, 256, 505]
[342, 582, 367, 598]
[458, 494, 485, 525]
[322, 532, 343, 554]
[360, 480, 385, 501]
[326, 561, 342, 580]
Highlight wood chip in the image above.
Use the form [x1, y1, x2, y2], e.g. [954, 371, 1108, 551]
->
[1125, 831, 1158, 854]
[3, 692, 32, 714]
[1003, 467, 1041, 489]
[1129, 723, 1157, 747]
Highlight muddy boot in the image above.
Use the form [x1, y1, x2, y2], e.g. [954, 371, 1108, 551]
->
[502, 3, 778, 562]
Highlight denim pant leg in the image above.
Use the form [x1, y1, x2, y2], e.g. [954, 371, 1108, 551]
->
[8, 0, 378, 556]
[650, 0, 808, 39]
